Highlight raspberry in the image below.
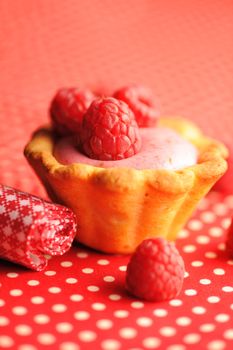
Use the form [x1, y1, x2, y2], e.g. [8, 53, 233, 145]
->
[114, 85, 160, 127]
[50, 87, 95, 135]
[126, 238, 185, 302]
[226, 219, 233, 257]
[81, 97, 142, 160]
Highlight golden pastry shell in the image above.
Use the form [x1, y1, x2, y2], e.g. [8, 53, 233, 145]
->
[24, 117, 228, 253]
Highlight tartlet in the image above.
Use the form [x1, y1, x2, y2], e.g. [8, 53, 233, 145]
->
[24, 117, 228, 253]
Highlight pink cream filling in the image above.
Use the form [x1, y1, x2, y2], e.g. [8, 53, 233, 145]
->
[54, 127, 198, 170]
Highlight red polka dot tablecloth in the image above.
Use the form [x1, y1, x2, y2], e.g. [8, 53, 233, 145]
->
[0, 1, 233, 349]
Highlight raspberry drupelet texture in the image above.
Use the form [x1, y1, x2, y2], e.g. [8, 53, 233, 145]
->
[114, 85, 160, 127]
[50, 87, 95, 136]
[81, 97, 142, 160]
[126, 237, 185, 302]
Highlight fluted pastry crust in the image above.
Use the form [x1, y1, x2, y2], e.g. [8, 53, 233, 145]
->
[24, 117, 228, 253]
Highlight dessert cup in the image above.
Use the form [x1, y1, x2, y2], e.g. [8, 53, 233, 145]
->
[24, 117, 228, 253]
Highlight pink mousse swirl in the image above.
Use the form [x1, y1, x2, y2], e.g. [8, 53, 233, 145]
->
[54, 127, 198, 170]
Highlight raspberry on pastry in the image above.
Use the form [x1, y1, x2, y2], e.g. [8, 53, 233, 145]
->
[25, 86, 228, 254]
[126, 238, 185, 301]
[50, 87, 95, 136]
[114, 84, 160, 127]
[81, 97, 142, 160]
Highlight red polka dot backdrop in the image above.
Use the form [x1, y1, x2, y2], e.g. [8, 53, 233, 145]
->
[0, 1, 233, 350]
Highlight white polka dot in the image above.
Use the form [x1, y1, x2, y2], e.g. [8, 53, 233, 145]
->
[205, 251, 217, 259]
[136, 317, 153, 327]
[78, 331, 97, 342]
[96, 319, 113, 330]
[131, 301, 144, 308]
[0, 317, 9, 326]
[185, 289, 197, 296]
[0, 336, 14, 348]
[56, 322, 73, 333]
[91, 303, 106, 311]
[207, 340, 226, 350]
[207, 296, 220, 303]
[222, 286, 233, 292]
[200, 279, 211, 285]
[0, 299, 5, 307]
[159, 327, 176, 337]
[223, 329, 233, 339]
[37, 333, 56, 345]
[44, 270, 56, 276]
[66, 278, 78, 284]
[59, 342, 79, 350]
[201, 211, 216, 223]
[97, 259, 109, 265]
[76, 252, 88, 258]
[209, 227, 223, 237]
[188, 219, 203, 231]
[183, 245, 196, 253]
[12, 306, 27, 315]
[52, 304, 67, 312]
[74, 311, 90, 320]
[7, 272, 18, 278]
[198, 197, 209, 210]
[183, 333, 201, 344]
[87, 285, 99, 292]
[227, 260, 233, 265]
[30, 296, 45, 304]
[82, 268, 94, 274]
[176, 317, 192, 326]
[184, 271, 189, 278]
[18, 345, 37, 350]
[213, 203, 228, 216]
[153, 309, 168, 317]
[34, 314, 50, 324]
[169, 299, 183, 307]
[196, 235, 210, 244]
[215, 314, 230, 322]
[61, 261, 73, 267]
[109, 294, 121, 300]
[48, 287, 61, 293]
[191, 260, 204, 267]
[27, 280, 40, 286]
[10, 289, 23, 296]
[114, 310, 129, 318]
[199, 323, 216, 332]
[192, 306, 206, 314]
[103, 276, 115, 282]
[15, 325, 32, 336]
[101, 339, 121, 350]
[213, 268, 225, 275]
[178, 229, 189, 239]
[118, 265, 127, 271]
[166, 345, 186, 350]
[119, 327, 137, 339]
[221, 218, 231, 229]
[142, 337, 161, 349]
[70, 294, 83, 302]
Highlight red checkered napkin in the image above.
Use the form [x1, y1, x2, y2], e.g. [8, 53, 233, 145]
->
[0, 184, 77, 271]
